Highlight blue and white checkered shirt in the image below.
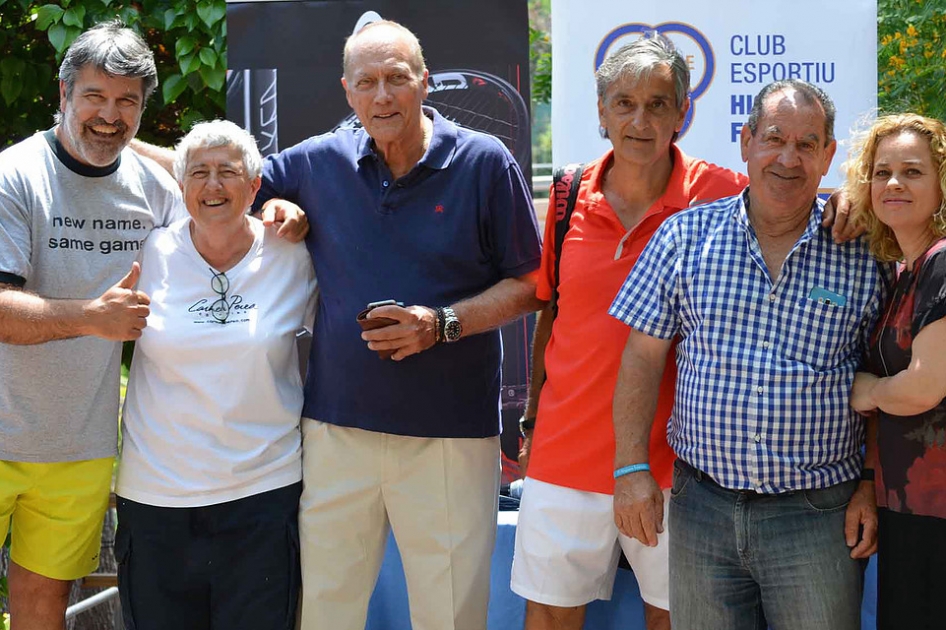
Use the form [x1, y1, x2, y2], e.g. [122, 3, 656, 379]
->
[609, 191, 884, 493]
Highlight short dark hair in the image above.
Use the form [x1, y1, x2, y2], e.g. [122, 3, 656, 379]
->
[746, 80, 836, 144]
[59, 20, 157, 102]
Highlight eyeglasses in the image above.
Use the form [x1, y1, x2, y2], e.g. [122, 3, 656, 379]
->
[209, 268, 230, 324]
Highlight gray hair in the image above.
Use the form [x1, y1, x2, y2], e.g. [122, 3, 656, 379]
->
[59, 20, 157, 102]
[342, 20, 426, 79]
[173, 120, 263, 184]
[746, 79, 836, 144]
[595, 33, 690, 108]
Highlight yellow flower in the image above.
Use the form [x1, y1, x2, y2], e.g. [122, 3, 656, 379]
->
[907, 24, 918, 37]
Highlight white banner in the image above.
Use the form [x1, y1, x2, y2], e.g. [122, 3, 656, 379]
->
[551, 0, 877, 189]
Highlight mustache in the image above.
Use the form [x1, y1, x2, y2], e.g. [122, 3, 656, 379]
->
[83, 118, 129, 134]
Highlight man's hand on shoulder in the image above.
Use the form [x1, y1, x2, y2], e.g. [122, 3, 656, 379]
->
[260, 199, 309, 243]
[613, 471, 664, 547]
[822, 190, 866, 244]
[360, 304, 438, 361]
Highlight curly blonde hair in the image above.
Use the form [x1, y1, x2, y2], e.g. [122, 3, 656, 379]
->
[841, 113, 946, 262]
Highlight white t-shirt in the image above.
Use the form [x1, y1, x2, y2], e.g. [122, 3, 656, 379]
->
[116, 217, 316, 507]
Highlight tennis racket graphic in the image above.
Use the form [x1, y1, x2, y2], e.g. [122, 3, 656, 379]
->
[334, 69, 531, 167]
[226, 68, 279, 156]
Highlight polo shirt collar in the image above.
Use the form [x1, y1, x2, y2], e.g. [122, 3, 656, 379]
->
[661, 144, 694, 210]
[420, 107, 457, 170]
[590, 144, 695, 212]
[354, 106, 457, 171]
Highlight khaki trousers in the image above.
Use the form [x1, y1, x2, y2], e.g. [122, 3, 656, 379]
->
[298, 419, 500, 630]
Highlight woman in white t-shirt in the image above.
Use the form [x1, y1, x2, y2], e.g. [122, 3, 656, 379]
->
[114, 120, 316, 630]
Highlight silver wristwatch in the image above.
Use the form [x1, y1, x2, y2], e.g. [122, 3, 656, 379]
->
[442, 307, 462, 343]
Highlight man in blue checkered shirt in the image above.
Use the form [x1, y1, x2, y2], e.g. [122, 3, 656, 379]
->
[608, 79, 884, 630]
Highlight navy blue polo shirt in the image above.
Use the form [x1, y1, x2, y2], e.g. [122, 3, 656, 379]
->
[254, 108, 541, 438]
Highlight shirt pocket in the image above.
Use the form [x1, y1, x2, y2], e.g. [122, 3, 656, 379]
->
[783, 297, 861, 371]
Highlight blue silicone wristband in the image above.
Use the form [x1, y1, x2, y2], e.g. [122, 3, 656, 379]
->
[614, 463, 650, 479]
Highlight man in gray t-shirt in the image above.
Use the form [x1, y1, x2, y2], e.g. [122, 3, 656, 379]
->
[0, 22, 307, 627]
[0, 21, 181, 627]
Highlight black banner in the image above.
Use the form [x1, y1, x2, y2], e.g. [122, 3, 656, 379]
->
[226, 0, 531, 178]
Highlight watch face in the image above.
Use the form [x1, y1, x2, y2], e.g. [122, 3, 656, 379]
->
[445, 319, 462, 341]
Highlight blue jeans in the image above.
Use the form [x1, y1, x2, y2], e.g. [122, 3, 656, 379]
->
[668, 460, 864, 630]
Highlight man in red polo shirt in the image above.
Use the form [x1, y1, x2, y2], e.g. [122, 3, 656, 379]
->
[510, 34, 747, 630]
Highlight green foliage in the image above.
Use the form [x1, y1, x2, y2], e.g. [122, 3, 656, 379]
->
[529, 26, 551, 106]
[528, 0, 551, 106]
[877, 0, 946, 120]
[0, 0, 226, 148]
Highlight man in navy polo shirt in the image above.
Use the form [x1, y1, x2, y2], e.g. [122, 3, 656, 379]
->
[255, 20, 543, 630]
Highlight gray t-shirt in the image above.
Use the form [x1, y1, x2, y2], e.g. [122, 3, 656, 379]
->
[0, 130, 184, 462]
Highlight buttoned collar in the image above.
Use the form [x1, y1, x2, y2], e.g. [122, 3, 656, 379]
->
[735, 189, 825, 243]
[355, 106, 457, 172]
[587, 144, 698, 217]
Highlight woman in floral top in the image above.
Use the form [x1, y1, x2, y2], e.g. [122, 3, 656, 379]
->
[847, 113, 946, 630]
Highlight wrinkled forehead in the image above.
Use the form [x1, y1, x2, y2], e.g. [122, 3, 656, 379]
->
[346, 30, 417, 76]
[758, 89, 827, 134]
[603, 64, 676, 102]
[185, 144, 244, 169]
[72, 64, 145, 99]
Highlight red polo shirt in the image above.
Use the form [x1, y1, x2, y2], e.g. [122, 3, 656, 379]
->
[528, 146, 747, 494]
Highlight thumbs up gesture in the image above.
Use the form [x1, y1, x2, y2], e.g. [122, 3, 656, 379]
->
[85, 262, 152, 340]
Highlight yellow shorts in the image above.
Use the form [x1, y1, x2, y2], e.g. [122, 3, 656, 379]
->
[0, 458, 113, 581]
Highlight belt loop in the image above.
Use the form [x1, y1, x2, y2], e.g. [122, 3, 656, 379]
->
[681, 459, 704, 482]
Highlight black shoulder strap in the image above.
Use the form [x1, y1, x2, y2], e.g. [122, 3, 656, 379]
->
[551, 163, 584, 316]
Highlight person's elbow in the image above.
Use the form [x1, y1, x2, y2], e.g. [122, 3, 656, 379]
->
[512, 270, 545, 314]
[523, 293, 547, 314]
[904, 389, 946, 416]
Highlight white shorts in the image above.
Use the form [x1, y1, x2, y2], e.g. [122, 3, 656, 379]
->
[510, 477, 670, 610]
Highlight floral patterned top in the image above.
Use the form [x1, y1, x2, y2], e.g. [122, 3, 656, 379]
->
[867, 238, 946, 519]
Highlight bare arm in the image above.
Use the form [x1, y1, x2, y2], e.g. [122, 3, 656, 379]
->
[362, 271, 545, 361]
[129, 139, 176, 177]
[0, 263, 150, 345]
[518, 300, 555, 475]
[524, 301, 554, 420]
[612, 327, 673, 546]
[453, 271, 544, 337]
[844, 412, 878, 558]
[850, 318, 946, 416]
